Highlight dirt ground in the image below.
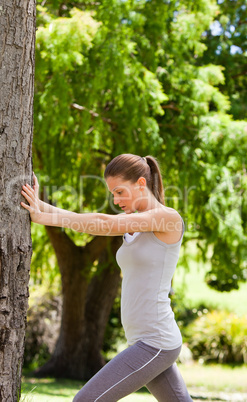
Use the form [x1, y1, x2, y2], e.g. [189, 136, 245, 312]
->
[190, 390, 247, 402]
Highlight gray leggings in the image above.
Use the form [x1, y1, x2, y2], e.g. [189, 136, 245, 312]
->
[73, 341, 192, 401]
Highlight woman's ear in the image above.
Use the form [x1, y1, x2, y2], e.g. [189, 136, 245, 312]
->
[137, 177, 146, 187]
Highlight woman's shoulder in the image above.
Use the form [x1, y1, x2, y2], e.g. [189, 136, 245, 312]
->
[152, 206, 184, 244]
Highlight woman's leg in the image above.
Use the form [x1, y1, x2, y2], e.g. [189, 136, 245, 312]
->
[146, 362, 193, 402]
[73, 341, 181, 402]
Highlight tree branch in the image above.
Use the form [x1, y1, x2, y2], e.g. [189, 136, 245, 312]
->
[71, 103, 117, 127]
[162, 103, 180, 112]
[231, 69, 247, 79]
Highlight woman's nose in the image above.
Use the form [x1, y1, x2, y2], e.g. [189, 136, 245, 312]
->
[113, 196, 119, 205]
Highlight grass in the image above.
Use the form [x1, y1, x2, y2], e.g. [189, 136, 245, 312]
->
[21, 377, 82, 402]
[21, 363, 247, 401]
[20, 376, 153, 401]
[20, 378, 82, 401]
[179, 363, 247, 393]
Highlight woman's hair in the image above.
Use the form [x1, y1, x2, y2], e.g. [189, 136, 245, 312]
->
[104, 154, 165, 204]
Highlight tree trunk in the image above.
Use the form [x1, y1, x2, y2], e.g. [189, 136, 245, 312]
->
[0, 1, 36, 400]
[84, 237, 122, 379]
[35, 227, 121, 380]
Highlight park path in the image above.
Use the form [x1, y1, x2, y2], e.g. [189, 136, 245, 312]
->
[191, 390, 247, 401]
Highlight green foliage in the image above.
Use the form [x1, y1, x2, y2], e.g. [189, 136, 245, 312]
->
[34, 4, 167, 168]
[34, 8, 101, 188]
[30, 223, 60, 285]
[185, 310, 247, 364]
[37, 9, 98, 72]
[195, 116, 247, 290]
[199, 0, 247, 120]
[31, 0, 247, 292]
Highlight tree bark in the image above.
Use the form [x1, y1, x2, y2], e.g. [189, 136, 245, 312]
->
[0, 0, 36, 400]
[34, 227, 121, 380]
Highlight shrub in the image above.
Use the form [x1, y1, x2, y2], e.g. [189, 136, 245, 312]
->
[24, 292, 62, 370]
[185, 310, 247, 364]
[171, 290, 212, 332]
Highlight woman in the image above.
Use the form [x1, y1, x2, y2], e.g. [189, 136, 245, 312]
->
[21, 154, 192, 401]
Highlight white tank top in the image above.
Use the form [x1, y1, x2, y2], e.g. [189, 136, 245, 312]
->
[116, 218, 185, 350]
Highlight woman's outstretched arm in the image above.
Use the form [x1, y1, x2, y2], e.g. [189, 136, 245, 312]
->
[21, 177, 182, 236]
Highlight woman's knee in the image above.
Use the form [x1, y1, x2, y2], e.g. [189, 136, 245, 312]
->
[72, 389, 90, 402]
[72, 393, 80, 402]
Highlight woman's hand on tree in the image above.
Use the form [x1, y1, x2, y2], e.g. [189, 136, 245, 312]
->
[21, 172, 42, 222]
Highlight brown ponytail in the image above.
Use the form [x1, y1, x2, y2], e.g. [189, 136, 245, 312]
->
[145, 155, 165, 205]
[104, 153, 165, 205]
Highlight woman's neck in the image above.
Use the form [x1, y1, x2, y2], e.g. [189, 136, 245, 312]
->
[137, 192, 161, 212]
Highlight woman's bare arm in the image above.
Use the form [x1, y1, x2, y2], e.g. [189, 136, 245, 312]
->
[21, 174, 182, 236]
[24, 209, 182, 236]
[21, 182, 181, 236]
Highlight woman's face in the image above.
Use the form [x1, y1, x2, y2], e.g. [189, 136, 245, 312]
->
[105, 176, 144, 213]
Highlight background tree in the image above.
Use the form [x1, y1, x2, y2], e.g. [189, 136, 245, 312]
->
[32, 5, 166, 380]
[0, 0, 36, 400]
[28, 0, 247, 380]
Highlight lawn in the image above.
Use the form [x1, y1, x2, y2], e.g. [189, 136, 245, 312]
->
[21, 363, 247, 401]
[20, 377, 153, 401]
